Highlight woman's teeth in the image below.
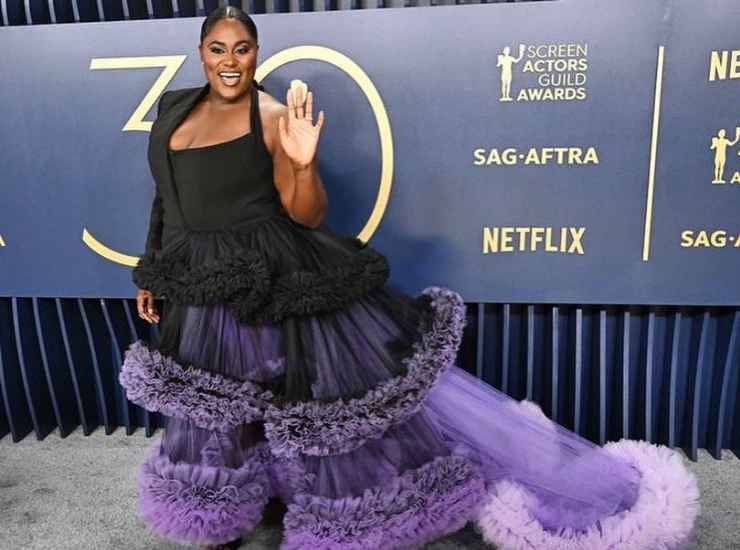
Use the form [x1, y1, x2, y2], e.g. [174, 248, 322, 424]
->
[219, 72, 241, 86]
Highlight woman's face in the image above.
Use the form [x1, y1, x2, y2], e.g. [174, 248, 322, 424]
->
[199, 18, 258, 100]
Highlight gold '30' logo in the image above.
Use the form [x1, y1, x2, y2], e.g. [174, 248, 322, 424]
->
[84, 47, 393, 267]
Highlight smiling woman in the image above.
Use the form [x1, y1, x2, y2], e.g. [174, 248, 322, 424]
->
[118, 6, 699, 550]
[166, 19, 259, 152]
[201, 23, 257, 94]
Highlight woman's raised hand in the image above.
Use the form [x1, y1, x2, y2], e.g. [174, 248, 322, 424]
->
[278, 85, 325, 169]
[136, 289, 160, 324]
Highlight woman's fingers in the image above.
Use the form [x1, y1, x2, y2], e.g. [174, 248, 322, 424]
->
[287, 87, 313, 122]
[138, 305, 151, 322]
[286, 88, 296, 121]
[305, 91, 313, 122]
[144, 294, 159, 323]
[295, 89, 305, 119]
[137, 291, 159, 324]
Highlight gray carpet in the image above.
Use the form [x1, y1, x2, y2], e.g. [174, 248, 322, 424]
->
[0, 427, 737, 550]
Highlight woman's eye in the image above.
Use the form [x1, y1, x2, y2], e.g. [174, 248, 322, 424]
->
[209, 48, 248, 54]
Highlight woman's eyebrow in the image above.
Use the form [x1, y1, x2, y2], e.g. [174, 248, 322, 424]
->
[207, 39, 252, 47]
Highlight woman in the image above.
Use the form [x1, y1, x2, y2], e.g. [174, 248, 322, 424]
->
[120, 6, 700, 550]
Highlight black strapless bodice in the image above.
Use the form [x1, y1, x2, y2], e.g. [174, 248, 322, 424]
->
[168, 132, 281, 230]
[165, 84, 282, 231]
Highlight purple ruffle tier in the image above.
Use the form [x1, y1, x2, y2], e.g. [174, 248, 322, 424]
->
[138, 439, 270, 547]
[281, 455, 486, 550]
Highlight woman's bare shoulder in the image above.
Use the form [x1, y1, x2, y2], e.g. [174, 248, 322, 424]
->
[257, 89, 289, 121]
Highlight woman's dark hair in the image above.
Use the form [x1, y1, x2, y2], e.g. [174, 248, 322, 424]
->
[200, 6, 264, 90]
[200, 6, 258, 45]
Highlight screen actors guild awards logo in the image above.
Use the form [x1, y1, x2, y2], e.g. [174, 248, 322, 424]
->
[496, 43, 588, 102]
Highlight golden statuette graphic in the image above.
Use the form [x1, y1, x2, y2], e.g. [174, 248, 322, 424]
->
[497, 45, 525, 102]
[710, 127, 740, 184]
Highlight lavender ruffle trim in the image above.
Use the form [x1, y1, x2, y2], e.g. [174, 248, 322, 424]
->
[138, 441, 270, 546]
[263, 286, 467, 457]
[477, 440, 701, 550]
[119, 340, 273, 431]
[282, 454, 486, 550]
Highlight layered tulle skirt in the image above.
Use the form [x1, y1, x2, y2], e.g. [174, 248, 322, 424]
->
[120, 212, 700, 549]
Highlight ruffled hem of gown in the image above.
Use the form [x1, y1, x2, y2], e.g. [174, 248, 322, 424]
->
[477, 439, 700, 550]
[138, 440, 271, 546]
[135, 432, 699, 549]
[281, 454, 486, 550]
[137, 437, 487, 548]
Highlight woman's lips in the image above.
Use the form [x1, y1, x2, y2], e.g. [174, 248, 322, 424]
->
[218, 72, 241, 86]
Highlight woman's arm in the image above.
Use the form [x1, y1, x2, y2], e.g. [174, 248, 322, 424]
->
[261, 89, 327, 229]
[272, 128, 327, 228]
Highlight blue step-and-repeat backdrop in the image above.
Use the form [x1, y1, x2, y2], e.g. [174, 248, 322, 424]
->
[1, 0, 739, 305]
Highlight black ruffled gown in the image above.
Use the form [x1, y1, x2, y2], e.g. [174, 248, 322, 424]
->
[119, 82, 700, 550]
